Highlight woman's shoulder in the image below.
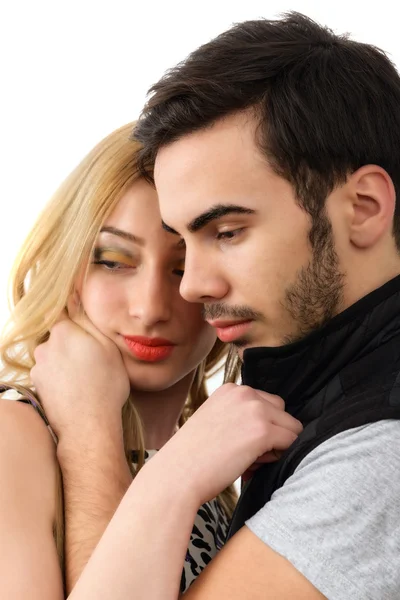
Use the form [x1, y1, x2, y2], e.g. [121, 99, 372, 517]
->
[0, 398, 58, 504]
[0, 402, 63, 598]
[0, 397, 55, 446]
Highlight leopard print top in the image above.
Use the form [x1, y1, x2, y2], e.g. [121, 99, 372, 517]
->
[131, 450, 230, 592]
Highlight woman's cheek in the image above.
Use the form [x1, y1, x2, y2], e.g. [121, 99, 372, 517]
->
[81, 278, 117, 328]
[189, 321, 217, 360]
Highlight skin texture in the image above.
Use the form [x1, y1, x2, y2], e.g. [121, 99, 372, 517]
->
[65, 110, 400, 599]
[0, 400, 63, 600]
[27, 108, 400, 599]
[30, 179, 223, 593]
[67, 382, 304, 600]
[154, 112, 400, 353]
[81, 178, 216, 394]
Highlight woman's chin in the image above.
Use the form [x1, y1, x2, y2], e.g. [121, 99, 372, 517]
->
[127, 371, 182, 394]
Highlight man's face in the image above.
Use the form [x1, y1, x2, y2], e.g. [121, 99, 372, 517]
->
[154, 112, 345, 354]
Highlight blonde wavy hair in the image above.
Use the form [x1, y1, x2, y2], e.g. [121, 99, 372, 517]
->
[0, 122, 241, 576]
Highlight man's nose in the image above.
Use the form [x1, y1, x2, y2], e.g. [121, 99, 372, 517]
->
[179, 252, 228, 303]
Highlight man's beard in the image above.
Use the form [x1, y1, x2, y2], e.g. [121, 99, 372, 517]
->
[283, 213, 345, 345]
[203, 213, 345, 348]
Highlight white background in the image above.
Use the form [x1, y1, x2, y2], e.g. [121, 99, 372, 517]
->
[1, 0, 399, 381]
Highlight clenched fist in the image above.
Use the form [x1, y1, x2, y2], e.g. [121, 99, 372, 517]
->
[31, 303, 130, 447]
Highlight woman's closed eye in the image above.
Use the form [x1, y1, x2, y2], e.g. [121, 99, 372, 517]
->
[93, 248, 137, 271]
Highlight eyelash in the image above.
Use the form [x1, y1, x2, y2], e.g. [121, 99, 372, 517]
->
[216, 228, 244, 241]
[93, 255, 185, 277]
[94, 259, 130, 271]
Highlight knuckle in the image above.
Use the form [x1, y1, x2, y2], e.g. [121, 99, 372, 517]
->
[222, 382, 237, 392]
[272, 394, 285, 409]
[252, 419, 272, 444]
[237, 385, 254, 399]
[246, 400, 265, 424]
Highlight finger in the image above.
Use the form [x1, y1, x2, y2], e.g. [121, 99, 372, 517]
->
[74, 313, 106, 344]
[242, 469, 258, 482]
[242, 450, 280, 483]
[265, 424, 299, 452]
[253, 389, 285, 410]
[50, 295, 103, 345]
[268, 407, 303, 436]
[66, 294, 102, 338]
[251, 450, 283, 465]
[241, 471, 252, 483]
[241, 447, 286, 482]
[241, 461, 271, 483]
[67, 298, 115, 349]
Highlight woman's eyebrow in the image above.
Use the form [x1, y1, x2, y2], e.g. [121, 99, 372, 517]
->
[99, 226, 144, 245]
[100, 225, 185, 250]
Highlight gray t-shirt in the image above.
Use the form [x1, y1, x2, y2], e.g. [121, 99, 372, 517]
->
[247, 420, 400, 600]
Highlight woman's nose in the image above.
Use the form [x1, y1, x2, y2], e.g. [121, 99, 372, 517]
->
[128, 273, 172, 327]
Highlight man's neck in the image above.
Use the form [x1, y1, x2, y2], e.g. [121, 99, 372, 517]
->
[341, 252, 400, 313]
[242, 273, 400, 420]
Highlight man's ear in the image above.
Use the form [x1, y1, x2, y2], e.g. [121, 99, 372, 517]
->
[348, 165, 395, 249]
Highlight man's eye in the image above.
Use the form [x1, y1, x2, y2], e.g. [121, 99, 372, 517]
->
[216, 228, 244, 241]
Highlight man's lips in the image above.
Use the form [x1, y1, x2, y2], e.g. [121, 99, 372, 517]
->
[206, 320, 253, 343]
[122, 336, 175, 362]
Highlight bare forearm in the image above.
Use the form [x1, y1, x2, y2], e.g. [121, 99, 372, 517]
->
[68, 450, 199, 600]
[58, 434, 132, 593]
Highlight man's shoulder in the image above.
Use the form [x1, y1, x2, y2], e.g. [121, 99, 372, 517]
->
[298, 419, 400, 473]
[246, 420, 400, 599]
[286, 420, 400, 501]
[248, 420, 400, 522]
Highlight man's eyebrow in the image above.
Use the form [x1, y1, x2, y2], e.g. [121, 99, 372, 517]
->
[187, 204, 256, 233]
[100, 226, 143, 244]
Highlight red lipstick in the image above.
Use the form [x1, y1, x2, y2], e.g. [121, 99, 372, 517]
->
[123, 336, 175, 362]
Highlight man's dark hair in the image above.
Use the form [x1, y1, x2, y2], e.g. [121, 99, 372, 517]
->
[134, 12, 400, 249]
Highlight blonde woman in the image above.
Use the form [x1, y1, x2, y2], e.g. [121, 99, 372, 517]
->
[0, 123, 239, 599]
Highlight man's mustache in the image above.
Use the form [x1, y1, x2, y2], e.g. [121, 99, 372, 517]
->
[202, 303, 263, 321]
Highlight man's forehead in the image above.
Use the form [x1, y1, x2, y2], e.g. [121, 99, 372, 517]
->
[157, 194, 207, 232]
[153, 114, 278, 229]
[154, 113, 258, 180]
